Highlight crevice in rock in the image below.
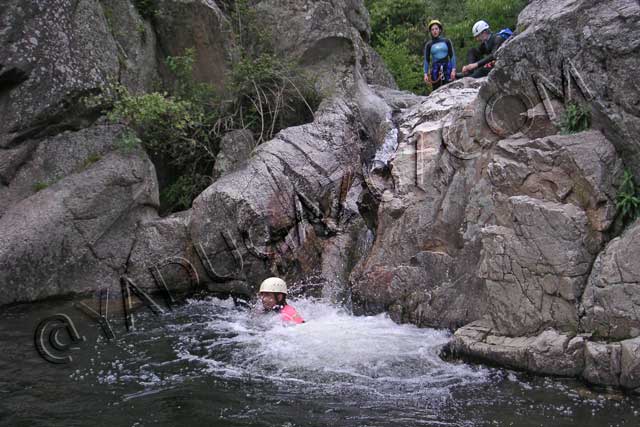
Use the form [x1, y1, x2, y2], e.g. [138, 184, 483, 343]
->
[4, 88, 103, 149]
[0, 64, 31, 96]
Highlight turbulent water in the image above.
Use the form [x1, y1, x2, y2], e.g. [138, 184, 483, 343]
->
[1, 295, 638, 426]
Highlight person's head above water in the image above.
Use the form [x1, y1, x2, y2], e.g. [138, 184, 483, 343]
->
[258, 277, 305, 324]
[259, 277, 287, 311]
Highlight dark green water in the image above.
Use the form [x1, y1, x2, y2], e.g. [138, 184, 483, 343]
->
[1, 296, 638, 426]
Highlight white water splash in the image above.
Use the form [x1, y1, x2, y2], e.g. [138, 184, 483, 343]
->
[172, 297, 490, 400]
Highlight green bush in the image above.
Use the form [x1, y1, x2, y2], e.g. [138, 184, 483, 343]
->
[560, 102, 591, 134]
[105, 42, 319, 214]
[616, 170, 640, 226]
[132, 0, 158, 20]
[33, 181, 49, 192]
[229, 53, 319, 144]
[376, 27, 427, 94]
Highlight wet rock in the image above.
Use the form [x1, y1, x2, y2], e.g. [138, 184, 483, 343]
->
[583, 341, 622, 386]
[527, 331, 585, 376]
[0, 148, 158, 305]
[368, 85, 423, 110]
[125, 210, 197, 295]
[212, 130, 255, 181]
[581, 219, 640, 340]
[620, 337, 640, 389]
[451, 322, 585, 376]
[350, 82, 492, 328]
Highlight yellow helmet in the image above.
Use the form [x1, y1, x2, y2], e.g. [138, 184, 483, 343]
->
[259, 277, 287, 294]
[428, 19, 443, 30]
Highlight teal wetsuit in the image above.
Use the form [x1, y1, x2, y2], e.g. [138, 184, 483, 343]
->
[424, 36, 456, 89]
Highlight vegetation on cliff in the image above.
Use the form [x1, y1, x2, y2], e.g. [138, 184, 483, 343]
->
[101, 0, 319, 214]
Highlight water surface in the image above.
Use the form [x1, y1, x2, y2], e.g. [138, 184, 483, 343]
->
[1, 296, 638, 426]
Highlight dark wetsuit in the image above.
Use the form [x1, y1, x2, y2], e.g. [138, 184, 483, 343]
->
[467, 32, 506, 78]
[424, 36, 456, 90]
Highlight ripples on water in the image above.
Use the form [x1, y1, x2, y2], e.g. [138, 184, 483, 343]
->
[1, 296, 638, 426]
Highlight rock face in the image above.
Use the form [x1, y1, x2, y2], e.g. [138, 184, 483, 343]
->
[0, 143, 158, 306]
[254, 0, 395, 93]
[350, 80, 495, 329]
[0, 0, 385, 304]
[154, 0, 234, 90]
[190, 98, 364, 293]
[485, 0, 640, 181]
[581, 219, 640, 340]
[211, 130, 254, 181]
[444, 0, 640, 390]
[0, 0, 164, 304]
[0, 0, 118, 148]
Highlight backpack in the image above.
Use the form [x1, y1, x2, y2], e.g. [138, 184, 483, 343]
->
[496, 28, 513, 40]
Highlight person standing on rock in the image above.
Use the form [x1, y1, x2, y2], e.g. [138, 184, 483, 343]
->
[257, 277, 305, 324]
[423, 19, 457, 91]
[461, 20, 509, 78]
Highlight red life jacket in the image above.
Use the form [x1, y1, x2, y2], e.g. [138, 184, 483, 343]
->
[279, 304, 304, 324]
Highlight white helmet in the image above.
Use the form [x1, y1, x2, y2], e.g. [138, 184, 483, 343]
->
[472, 20, 490, 37]
[259, 277, 287, 294]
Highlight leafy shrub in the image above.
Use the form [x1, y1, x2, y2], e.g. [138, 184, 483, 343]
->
[560, 102, 591, 134]
[375, 27, 426, 94]
[105, 43, 319, 214]
[133, 0, 158, 20]
[229, 53, 319, 144]
[33, 181, 49, 192]
[616, 170, 640, 227]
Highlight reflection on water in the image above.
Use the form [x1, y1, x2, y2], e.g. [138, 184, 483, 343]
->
[0, 296, 638, 426]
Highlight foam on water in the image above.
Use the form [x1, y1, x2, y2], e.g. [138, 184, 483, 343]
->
[167, 297, 490, 401]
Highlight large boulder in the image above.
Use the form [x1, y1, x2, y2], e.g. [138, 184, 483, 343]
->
[350, 81, 494, 329]
[254, 0, 395, 93]
[0, 124, 128, 217]
[0, 144, 158, 305]
[0, 0, 158, 149]
[581, 219, 640, 340]
[154, 0, 234, 90]
[484, 0, 640, 181]
[479, 131, 621, 337]
[190, 99, 364, 293]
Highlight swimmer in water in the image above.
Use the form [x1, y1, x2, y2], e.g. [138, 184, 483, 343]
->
[258, 277, 304, 324]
